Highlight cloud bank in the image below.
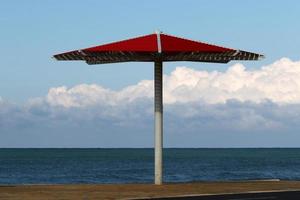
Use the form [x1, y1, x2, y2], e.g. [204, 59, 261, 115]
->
[1, 58, 300, 147]
[46, 58, 300, 107]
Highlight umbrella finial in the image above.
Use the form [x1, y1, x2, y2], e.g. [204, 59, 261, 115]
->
[155, 30, 162, 34]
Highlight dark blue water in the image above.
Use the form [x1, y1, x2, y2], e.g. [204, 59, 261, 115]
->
[0, 148, 300, 184]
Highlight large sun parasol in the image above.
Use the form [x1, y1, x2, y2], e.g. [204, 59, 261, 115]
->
[53, 31, 264, 185]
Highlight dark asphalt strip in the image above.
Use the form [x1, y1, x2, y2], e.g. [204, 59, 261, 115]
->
[136, 190, 300, 200]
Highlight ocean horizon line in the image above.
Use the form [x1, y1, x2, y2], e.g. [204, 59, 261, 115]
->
[1, 147, 300, 149]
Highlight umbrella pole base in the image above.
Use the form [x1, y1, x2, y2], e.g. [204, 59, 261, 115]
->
[154, 61, 163, 185]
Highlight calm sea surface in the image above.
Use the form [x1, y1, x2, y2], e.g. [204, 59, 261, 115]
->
[0, 148, 300, 184]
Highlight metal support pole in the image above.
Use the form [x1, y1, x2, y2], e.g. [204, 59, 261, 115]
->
[154, 61, 163, 185]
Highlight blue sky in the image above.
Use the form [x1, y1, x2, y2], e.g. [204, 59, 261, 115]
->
[1, 0, 300, 147]
[1, 0, 300, 101]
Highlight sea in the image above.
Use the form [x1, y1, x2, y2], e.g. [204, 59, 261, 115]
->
[0, 148, 300, 184]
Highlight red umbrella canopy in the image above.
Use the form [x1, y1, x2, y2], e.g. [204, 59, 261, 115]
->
[54, 32, 264, 64]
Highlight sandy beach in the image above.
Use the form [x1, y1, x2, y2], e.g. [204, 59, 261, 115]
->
[0, 180, 300, 200]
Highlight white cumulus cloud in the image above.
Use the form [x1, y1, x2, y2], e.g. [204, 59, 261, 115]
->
[45, 57, 300, 107]
[1, 58, 300, 147]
